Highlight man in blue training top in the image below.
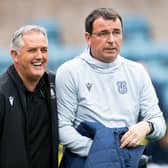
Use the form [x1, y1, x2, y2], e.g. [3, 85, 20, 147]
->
[56, 8, 166, 167]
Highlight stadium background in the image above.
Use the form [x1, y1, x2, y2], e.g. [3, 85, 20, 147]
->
[0, 0, 168, 48]
[1, 0, 168, 166]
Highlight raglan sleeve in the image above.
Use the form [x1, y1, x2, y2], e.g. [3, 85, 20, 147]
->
[139, 65, 166, 140]
[55, 63, 92, 156]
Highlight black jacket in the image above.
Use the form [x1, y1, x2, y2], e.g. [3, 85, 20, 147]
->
[0, 65, 58, 168]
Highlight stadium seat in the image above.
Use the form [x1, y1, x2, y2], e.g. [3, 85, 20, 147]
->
[0, 49, 12, 74]
[47, 44, 84, 71]
[32, 18, 63, 45]
[123, 15, 152, 42]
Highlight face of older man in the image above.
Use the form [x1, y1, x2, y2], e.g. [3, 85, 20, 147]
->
[12, 31, 48, 85]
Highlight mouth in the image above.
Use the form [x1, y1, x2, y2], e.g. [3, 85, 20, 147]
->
[104, 47, 116, 53]
[31, 61, 45, 68]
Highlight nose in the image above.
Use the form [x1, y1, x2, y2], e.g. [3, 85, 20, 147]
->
[36, 49, 43, 58]
[107, 33, 115, 43]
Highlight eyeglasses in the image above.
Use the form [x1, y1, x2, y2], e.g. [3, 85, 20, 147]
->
[92, 30, 122, 39]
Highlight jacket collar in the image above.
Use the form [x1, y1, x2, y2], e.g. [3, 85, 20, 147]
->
[7, 65, 46, 93]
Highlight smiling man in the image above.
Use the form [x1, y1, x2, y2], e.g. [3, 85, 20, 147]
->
[56, 8, 166, 168]
[0, 25, 58, 168]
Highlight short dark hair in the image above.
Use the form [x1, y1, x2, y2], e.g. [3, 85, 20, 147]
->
[85, 8, 123, 34]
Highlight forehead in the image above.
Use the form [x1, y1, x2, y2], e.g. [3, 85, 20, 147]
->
[22, 31, 47, 46]
[92, 17, 122, 31]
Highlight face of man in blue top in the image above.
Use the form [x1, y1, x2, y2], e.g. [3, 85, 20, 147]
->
[85, 17, 123, 63]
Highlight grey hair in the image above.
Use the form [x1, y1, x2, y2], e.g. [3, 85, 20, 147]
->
[10, 25, 48, 53]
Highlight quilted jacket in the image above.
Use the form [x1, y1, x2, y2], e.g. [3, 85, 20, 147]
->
[60, 122, 145, 168]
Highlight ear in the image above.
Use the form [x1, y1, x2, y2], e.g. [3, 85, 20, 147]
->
[10, 50, 19, 63]
[85, 32, 91, 46]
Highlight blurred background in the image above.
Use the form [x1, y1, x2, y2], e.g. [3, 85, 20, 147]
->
[0, 0, 168, 166]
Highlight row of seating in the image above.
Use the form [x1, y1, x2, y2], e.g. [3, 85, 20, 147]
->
[122, 16, 168, 119]
[0, 45, 82, 74]
[0, 16, 168, 119]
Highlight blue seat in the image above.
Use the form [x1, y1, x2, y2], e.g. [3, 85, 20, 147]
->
[0, 49, 12, 74]
[121, 41, 158, 62]
[47, 45, 84, 71]
[123, 15, 151, 42]
[32, 18, 62, 45]
[155, 43, 168, 64]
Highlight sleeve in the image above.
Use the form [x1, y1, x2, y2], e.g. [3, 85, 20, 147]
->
[139, 66, 166, 140]
[55, 64, 92, 156]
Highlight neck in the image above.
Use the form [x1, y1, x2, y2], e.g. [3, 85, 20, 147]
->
[21, 77, 40, 92]
[24, 81, 39, 92]
[16, 70, 40, 92]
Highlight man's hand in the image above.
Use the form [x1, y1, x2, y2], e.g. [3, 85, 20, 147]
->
[120, 121, 151, 148]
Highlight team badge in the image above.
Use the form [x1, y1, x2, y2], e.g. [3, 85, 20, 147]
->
[86, 83, 92, 91]
[9, 96, 14, 106]
[117, 81, 127, 94]
[50, 83, 56, 99]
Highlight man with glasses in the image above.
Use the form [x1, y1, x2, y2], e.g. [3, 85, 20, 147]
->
[56, 8, 166, 167]
[0, 25, 58, 168]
